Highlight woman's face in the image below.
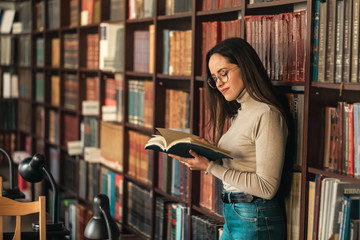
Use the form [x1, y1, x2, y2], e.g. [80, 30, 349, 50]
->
[208, 53, 244, 101]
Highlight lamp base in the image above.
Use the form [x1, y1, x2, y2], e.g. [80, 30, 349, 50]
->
[32, 221, 64, 232]
[2, 187, 25, 200]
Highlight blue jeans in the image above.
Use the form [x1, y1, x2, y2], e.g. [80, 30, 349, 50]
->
[220, 194, 286, 240]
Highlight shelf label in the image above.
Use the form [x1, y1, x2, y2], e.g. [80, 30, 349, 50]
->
[68, 141, 82, 156]
[82, 101, 100, 116]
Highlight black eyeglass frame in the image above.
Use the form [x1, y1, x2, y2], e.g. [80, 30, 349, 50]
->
[207, 66, 239, 89]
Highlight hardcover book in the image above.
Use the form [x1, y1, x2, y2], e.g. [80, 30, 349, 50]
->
[144, 128, 232, 161]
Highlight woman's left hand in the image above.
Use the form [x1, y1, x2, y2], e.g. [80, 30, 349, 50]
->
[168, 150, 210, 171]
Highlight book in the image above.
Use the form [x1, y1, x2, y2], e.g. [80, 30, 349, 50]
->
[144, 128, 232, 161]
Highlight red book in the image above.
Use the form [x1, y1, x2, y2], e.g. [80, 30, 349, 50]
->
[337, 102, 345, 174]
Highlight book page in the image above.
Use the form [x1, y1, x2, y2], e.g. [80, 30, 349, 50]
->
[156, 128, 198, 146]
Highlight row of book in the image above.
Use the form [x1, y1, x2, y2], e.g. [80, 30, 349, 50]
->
[18, 100, 31, 134]
[202, 0, 241, 11]
[199, 173, 223, 216]
[158, 152, 189, 201]
[35, 73, 44, 102]
[323, 102, 360, 177]
[0, 8, 15, 34]
[0, 133, 15, 164]
[313, 0, 360, 83]
[81, 0, 100, 26]
[35, 106, 45, 139]
[0, 99, 16, 131]
[86, 34, 99, 70]
[100, 165, 123, 221]
[128, 0, 153, 19]
[128, 79, 154, 128]
[307, 176, 360, 240]
[165, 89, 190, 130]
[61, 197, 93, 240]
[133, 26, 153, 73]
[34, 0, 60, 31]
[102, 74, 123, 122]
[19, 35, 31, 67]
[0, 35, 17, 66]
[165, 0, 192, 15]
[245, 11, 307, 82]
[127, 181, 152, 238]
[128, 130, 153, 185]
[64, 34, 78, 69]
[163, 29, 192, 76]
[155, 196, 224, 239]
[201, 19, 241, 75]
[1, 72, 18, 99]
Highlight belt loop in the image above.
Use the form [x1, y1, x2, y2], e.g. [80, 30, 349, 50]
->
[228, 192, 232, 203]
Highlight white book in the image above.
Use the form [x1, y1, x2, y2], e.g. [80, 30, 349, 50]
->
[328, 179, 340, 238]
[0, 9, 16, 33]
[2, 72, 11, 98]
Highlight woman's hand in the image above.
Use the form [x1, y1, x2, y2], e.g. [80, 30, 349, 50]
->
[168, 150, 210, 171]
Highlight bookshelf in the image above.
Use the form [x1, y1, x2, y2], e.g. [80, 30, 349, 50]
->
[0, 0, 359, 239]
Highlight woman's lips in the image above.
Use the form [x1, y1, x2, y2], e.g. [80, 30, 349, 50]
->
[220, 88, 229, 94]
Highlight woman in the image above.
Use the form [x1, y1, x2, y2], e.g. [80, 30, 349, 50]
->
[169, 37, 293, 239]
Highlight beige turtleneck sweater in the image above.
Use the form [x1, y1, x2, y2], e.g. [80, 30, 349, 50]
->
[206, 90, 288, 200]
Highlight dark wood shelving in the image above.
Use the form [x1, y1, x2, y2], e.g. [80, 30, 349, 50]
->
[124, 173, 153, 190]
[192, 205, 225, 223]
[124, 123, 153, 134]
[2, 0, 359, 239]
[154, 188, 188, 204]
[59, 184, 77, 197]
[126, 17, 154, 24]
[247, 0, 306, 8]
[156, 73, 191, 80]
[308, 167, 360, 185]
[312, 81, 360, 91]
[125, 71, 153, 78]
[157, 12, 192, 20]
[196, 6, 242, 16]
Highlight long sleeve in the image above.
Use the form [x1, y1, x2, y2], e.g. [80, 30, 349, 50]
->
[206, 93, 288, 199]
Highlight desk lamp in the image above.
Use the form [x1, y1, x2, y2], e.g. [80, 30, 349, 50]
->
[0, 147, 25, 199]
[18, 153, 64, 231]
[84, 194, 120, 240]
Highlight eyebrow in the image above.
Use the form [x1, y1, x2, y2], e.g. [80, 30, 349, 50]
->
[211, 67, 229, 75]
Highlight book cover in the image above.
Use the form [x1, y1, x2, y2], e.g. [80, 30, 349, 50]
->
[145, 128, 232, 161]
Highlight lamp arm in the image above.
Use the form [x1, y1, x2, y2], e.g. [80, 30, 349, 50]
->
[43, 167, 59, 224]
[0, 148, 14, 189]
[100, 206, 114, 240]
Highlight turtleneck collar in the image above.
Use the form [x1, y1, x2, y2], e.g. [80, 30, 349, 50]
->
[236, 89, 251, 105]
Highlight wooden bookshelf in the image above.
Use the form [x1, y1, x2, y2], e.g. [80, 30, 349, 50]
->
[1, 0, 360, 239]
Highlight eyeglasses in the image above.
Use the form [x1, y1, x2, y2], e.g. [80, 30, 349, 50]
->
[207, 66, 239, 89]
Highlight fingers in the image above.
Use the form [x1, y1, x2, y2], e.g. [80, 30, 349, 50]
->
[189, 149, 198, 158]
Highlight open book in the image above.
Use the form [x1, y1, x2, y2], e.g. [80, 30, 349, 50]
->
[144, 128, 232, 161]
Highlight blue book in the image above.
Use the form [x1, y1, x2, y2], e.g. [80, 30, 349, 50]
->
[175, 205, 182, 240]
[339, 196, 351, 240]
[108, 170, 116, 217]
[312, 0, 320, 81]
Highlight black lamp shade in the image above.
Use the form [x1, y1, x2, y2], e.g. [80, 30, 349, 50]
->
[84, 194, 120, 240]
[84, 218, 109, 239]
[18, 155, 45, 183]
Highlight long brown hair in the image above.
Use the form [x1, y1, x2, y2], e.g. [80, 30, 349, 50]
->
[205, 37, 291, 144]
[205, 37, 294, 203]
